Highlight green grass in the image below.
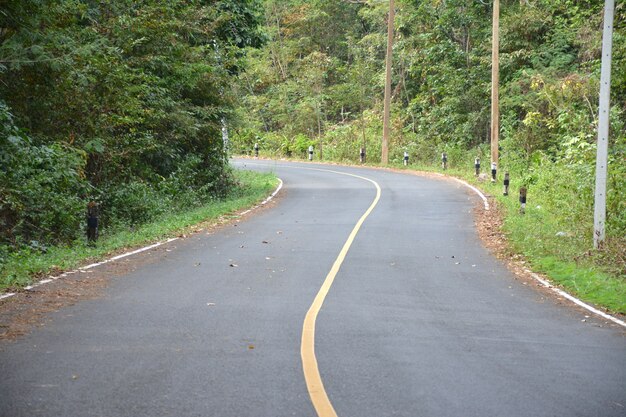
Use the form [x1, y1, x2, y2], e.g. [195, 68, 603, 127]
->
[494, 181, 626, 314]
[0, 170, 279, 292]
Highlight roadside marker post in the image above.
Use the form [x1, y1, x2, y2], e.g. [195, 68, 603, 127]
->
[519, 187, 527, 214]
[87, 202, 99, 245]
[403, 151, 409, 166]
[308, 145, 314, 161]
[254, 142, 259, 158]
[475, 157, 481, 176]
[360, 148, 366, 163]
[491, 162, 497, 183]
[503, 172, 510, 196]
[441, 152, 448, 170]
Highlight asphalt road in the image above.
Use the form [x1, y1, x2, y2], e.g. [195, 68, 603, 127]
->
[1, 159, 625, 417]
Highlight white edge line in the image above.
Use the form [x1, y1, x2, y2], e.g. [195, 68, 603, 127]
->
[452, 177, 490, 210]
[526, 269, 626, 328]
[0, 179, 284, 301]
[238, 178, 283, 215]
[452, 175, 625, 328]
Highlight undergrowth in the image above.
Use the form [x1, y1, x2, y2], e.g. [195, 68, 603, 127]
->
[0, 170, 278, 291]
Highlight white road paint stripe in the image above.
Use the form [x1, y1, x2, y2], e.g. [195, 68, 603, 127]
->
[526, 269, 626, 328]
[78, 238, 180, 271]
[452, 177, 490, 210]
[453, 176, 625, 328]
[238, 178, 284, 218]
[453, 175, 625, 328]
[0, 179, 284, 301]
[1, 238, 179, 300]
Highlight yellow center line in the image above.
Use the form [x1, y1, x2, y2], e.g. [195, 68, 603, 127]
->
[300, 170, 382, 417]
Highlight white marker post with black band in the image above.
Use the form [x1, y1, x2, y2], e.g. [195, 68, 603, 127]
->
[360, 148, 366, 163]
[491, 162, 497, 183]
[503, 172, 510, 196]
[403, 151, 409, 166]
[474, 157, 480, 176]
[442, 152, 448, 170]
[308, 145, 314, 161]
[519, 187, 527, 214]
[254, 143, 259, 158]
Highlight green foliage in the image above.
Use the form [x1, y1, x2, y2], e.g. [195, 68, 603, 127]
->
[1, 170, 278, 290]
[1, 0, 625, 304]
[229, 0, 625, 309]
[0, 0, 265, 263]
[0, 102, 88, 248]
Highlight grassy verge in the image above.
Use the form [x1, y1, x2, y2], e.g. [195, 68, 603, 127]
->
[0, 169, 279, 292]
[492, 179, 626, 314]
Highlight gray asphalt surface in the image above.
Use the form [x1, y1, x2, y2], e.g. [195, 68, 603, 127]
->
[1, 159, 625, 417]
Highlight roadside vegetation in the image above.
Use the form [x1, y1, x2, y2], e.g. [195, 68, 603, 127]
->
[0, 1, 268, 289]
[0, 170, 278, 291]
[229, 1, 625, 313]
[1, 1, 624, 313]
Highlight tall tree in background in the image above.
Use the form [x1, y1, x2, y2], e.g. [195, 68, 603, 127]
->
[231, 0, 625, 259]
[0, 0, 264, 248]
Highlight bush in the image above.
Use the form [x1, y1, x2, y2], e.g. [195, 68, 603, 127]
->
[1, 102, 88, 248]
[99, 181, 170, 228]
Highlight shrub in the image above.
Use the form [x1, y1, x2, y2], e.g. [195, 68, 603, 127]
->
[1, 102, 88, 248]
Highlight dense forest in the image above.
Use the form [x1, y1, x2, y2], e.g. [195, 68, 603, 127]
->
[229, 0, 625, 271]
[1, 1, 624, 278]
[0, 0, 264, 258]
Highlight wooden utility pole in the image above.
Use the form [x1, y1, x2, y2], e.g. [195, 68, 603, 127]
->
[594, 0, 615, 249]
[382, 0, 395, 165]
[490, 0, 500, 173]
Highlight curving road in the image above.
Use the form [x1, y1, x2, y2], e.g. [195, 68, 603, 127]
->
[1, 159, 625, 417]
